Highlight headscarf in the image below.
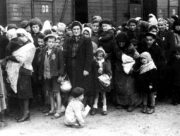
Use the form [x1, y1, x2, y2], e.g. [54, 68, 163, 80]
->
[16, 28, 34, 43]
[41, 20, 52, 34]
[140, 52, 156, 74]
[82, 27, 92, 37]
[148, 14, 158, 26]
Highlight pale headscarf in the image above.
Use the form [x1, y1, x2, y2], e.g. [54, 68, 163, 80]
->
[140, 52, 156, 74]
[148, 13, 158, 26]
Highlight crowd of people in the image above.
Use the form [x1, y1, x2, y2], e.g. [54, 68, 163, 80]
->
[0, 13, 180, 128]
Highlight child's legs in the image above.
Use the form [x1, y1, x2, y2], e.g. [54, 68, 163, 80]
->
[93, 92, 99, 109]
[49, 92, 55, 112]
[142, 93, 148, 106]
[52, 77, 61, 112]
[0, 111, 5, 122]
[149, 92, 156, 107]
[102, 92, 107, 111]
[55, 92, 62, 113]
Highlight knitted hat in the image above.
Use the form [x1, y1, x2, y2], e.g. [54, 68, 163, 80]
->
[71, 21, 82, 30]
[71, 87, 84, 98]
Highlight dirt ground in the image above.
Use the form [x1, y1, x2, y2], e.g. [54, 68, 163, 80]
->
[0, 103, 180, 136]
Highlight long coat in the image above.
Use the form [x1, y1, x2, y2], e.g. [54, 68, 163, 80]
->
[113, 44, 142, 107]
[38, 46, 64, 78]
[64, 35, 93, 95]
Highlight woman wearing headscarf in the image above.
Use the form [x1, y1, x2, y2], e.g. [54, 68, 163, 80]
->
[64, 21, 93, 106]
[5, 28, 36, 122]
[114, 32, 141, 112]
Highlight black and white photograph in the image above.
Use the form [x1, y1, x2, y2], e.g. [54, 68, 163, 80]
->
[0, 0, 180, 135]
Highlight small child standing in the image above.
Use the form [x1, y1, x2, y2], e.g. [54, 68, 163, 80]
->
[64, 87, 90, 128]
[138, 52, 157, 114]
[91, 48, 112, 115]
[39, 34, 64, 118]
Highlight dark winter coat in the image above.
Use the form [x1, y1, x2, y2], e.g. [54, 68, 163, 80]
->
[137, 69, 157, 94]
[0, 35, 8, 59]
[64, 35, 93, 94]
[38, 46, 64, 78]
[99, 29, 116, 56]
[92, 60, 112, 93]
[157, 30, 175, 63]
[169, 59, 180, 87]
[138, 41, 165, 70]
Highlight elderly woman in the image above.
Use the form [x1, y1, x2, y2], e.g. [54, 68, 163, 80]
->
[64, 21, 93, 106]
[5, 28, 36, 122]
[114, 32, 142, 112]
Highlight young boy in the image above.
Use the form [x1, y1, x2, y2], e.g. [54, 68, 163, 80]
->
[39, 34, 64, 118]
[64, 87, 90, 128]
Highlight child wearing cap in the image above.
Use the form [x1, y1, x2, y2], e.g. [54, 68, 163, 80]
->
[91, 48, 112, 115]
[64, 87, 90, 128]
[39, 34, 64, 118]
[137, 52, 157, 114]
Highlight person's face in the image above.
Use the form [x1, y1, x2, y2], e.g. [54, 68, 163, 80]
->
[149, 28, 158, 35]
[72, 26, 81, 36]
[25, 26, 31, 33]
[46, 38, 55, 49]
[78, 94, 84, 101]
[158, 22, 166, 32]
[175, 25, 180, 31]
[102, 24, 112, 32]
[66, 28, 73, 37]
[146, 36, 155, 46]
[129, 22, 137, 31]
[97, 52, 104, 61]
[141, 58, 148, 64]
[83, 30, 90, 38]
[17, 33, 28, 44]
[92, 22, 99, 33]
[55, 39, 61, 46]
[32, 24, 40, 34]
[37, 38, 44, 47]
[118, 42, 126, 48]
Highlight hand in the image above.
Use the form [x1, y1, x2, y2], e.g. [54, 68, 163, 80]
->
[98, 68, 103, 74]
[57, 76, 64, 83]
[83, 70, 89, 76]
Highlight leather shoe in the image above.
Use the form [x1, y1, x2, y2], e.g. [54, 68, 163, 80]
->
[17, 113, 30, 123]
[90, 108, 97, 115]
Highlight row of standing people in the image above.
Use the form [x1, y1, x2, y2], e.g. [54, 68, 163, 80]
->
[0, 14, 180, 127]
